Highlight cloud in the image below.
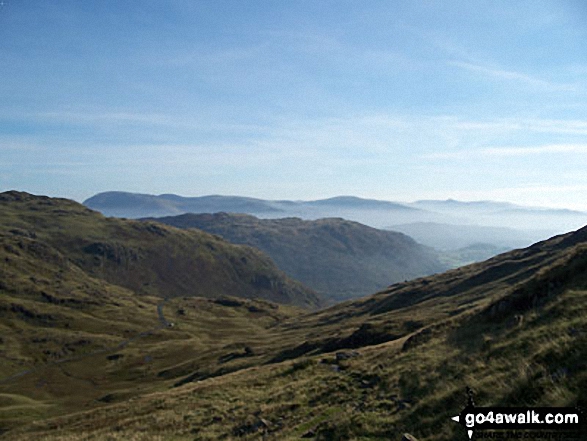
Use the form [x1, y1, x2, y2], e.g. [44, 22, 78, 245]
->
[0, 141, 42, 153]
[32, 111, 265, 132]
[449, 61, 578, 92]
[38, 111, 180, 126]
[448, 119, 587, 136]
[166, 43, 271, 68]
[262, 30, 344, 54]
[423, 143, 587, 160]
[482, 144, 587, 157]
[420, 116, 587, 160]
[8, 111, 587, 165]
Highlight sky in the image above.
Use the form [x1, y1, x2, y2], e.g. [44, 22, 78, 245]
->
[1, 0, 587, 209]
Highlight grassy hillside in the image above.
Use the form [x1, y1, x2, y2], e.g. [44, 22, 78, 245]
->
[0, 191, 320, 308]
[1, 192, 586, 440]
[7, 286, 585, 440]
[145, 213, 447, 302]
[0, 191, 321, 432]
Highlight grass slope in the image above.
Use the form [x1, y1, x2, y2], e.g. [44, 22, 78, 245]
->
[145, 213, 446, 302]
[1, 192, 586, 440]
[0, 191, 319, 431]
[9, 286, 585, 440]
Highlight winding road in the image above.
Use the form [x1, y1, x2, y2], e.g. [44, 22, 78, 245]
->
[0, 298, 172, 385]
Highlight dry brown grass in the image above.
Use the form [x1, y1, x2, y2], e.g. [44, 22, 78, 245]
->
[2, 193, 586, 440]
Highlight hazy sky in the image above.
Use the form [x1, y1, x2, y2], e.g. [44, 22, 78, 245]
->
[1, 1, 586, 208]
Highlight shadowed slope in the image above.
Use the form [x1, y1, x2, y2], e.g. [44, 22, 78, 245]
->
[145, 212, 447, 301]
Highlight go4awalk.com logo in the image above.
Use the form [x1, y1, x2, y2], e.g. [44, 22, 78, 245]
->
[451, 389, 584, 439]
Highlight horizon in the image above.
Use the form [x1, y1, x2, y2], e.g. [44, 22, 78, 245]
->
[3, 187, 587, 214]
[83, 190, 587, 215]
[1, 1, 587, 210]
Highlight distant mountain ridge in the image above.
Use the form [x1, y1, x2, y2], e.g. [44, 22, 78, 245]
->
[411, 198, 587, 218]
[389, 222, 539, 251]
[85, 191, 587, 255]
[306, 195, 418, 211]
[84, 191, 587, 230]
[84, 191, 286, 218]
[84, 192, 420, 219]
[144, 213, 447, 302]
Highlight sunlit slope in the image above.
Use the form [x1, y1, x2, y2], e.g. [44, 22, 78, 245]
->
[254, 226, 587, 362]
[7, 288, 585, 440]
[3, 220, 586, 439]
[0, 288, 303, 433]
[0, 191, 325, 432]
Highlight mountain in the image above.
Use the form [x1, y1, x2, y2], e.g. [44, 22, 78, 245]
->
[439, 242, 513, 267]
[2, 192, 586, 439]
[410, 198, 521, 212]
[0, 191, 320, 308]
[409, 199, 587, 232]
[84, 192, 587, 254]
[0, 191, 320, 433]
[306, 195, 418, 211]
[143, 213, 447, 302]
[83, 191, 285, 218]
[83, 192, 429, 227]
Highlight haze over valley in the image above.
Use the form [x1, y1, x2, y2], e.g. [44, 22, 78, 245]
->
[86, 191, 587, 267]
[2, 1, 587, 440]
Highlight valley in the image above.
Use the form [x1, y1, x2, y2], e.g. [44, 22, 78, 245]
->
[4, 2, 586, 440]
[85, 192, 587, 244]
[0, 191, 586, 440]
[143, 213, 446, 302]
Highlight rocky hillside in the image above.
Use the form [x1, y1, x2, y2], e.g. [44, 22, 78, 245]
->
[144, 212, 447, 301]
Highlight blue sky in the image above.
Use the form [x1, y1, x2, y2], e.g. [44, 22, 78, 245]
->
[1, 1, 587, 208]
